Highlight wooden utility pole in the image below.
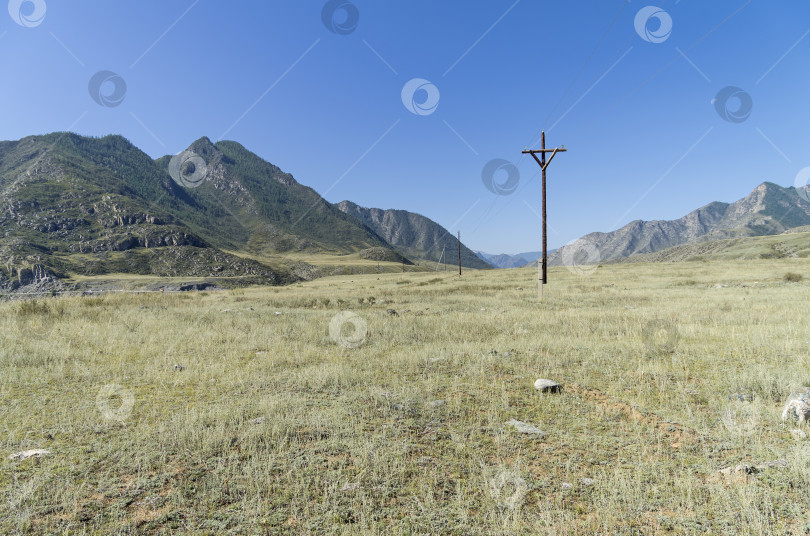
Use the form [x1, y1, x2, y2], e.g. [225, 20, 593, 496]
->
[522, 131, 567, 301]
[457, 231, 462, 277]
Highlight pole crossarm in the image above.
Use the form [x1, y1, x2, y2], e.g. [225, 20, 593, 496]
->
[522, 147, 567, 171]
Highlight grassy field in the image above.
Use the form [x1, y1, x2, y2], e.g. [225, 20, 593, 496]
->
[2, 257, 810, 534]
[227, 251, 426, 272]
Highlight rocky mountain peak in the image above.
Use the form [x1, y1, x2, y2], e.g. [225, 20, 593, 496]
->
[187, 136, 222, 165]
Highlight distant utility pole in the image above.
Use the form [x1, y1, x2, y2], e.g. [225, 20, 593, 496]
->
[457, 231, 462, 277]
[522, 131, 567, 301]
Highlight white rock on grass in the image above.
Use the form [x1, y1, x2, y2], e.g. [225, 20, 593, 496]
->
[534, 379, 561, 393]
[719, 460, 788, 477]
[9, 449, 51, 461]
[506, 419, 545, 437]
[719, 464, 756, 476]
[782, 388, 810, 423]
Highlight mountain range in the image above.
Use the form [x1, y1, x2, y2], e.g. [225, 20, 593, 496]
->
[475, 251, 543, 269]
[4, 131, 807, 292]
[0, 132, 490, 293]
[548, 181, 810, 267]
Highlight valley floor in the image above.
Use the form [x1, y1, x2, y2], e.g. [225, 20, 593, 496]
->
[2, 258, 810, 534]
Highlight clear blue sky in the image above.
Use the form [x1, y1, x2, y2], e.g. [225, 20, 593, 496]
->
[2, 1, 809, 254]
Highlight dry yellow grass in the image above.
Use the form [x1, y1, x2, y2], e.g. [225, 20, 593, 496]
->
[2, 257, 810, 534]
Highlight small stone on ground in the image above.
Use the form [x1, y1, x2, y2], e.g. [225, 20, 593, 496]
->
[506, 419, 545, 437]
[719, 464, 756, 476]
[9, 449, 51, 460]
[719, 460, 788, 477]
[534, 379, 561, 393]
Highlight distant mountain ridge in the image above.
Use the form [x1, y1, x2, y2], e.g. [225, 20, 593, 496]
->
[336, 201, 492, 269]
[549, 182, 810, 266]
[475, 251, 542, 269]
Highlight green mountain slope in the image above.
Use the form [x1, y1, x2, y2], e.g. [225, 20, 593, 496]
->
[336, 200, 492, 270]
[0, 133, 290, 291]
[154, 138, 400, 256]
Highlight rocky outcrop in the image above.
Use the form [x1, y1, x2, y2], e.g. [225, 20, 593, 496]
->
[0, 261, 64, 293]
